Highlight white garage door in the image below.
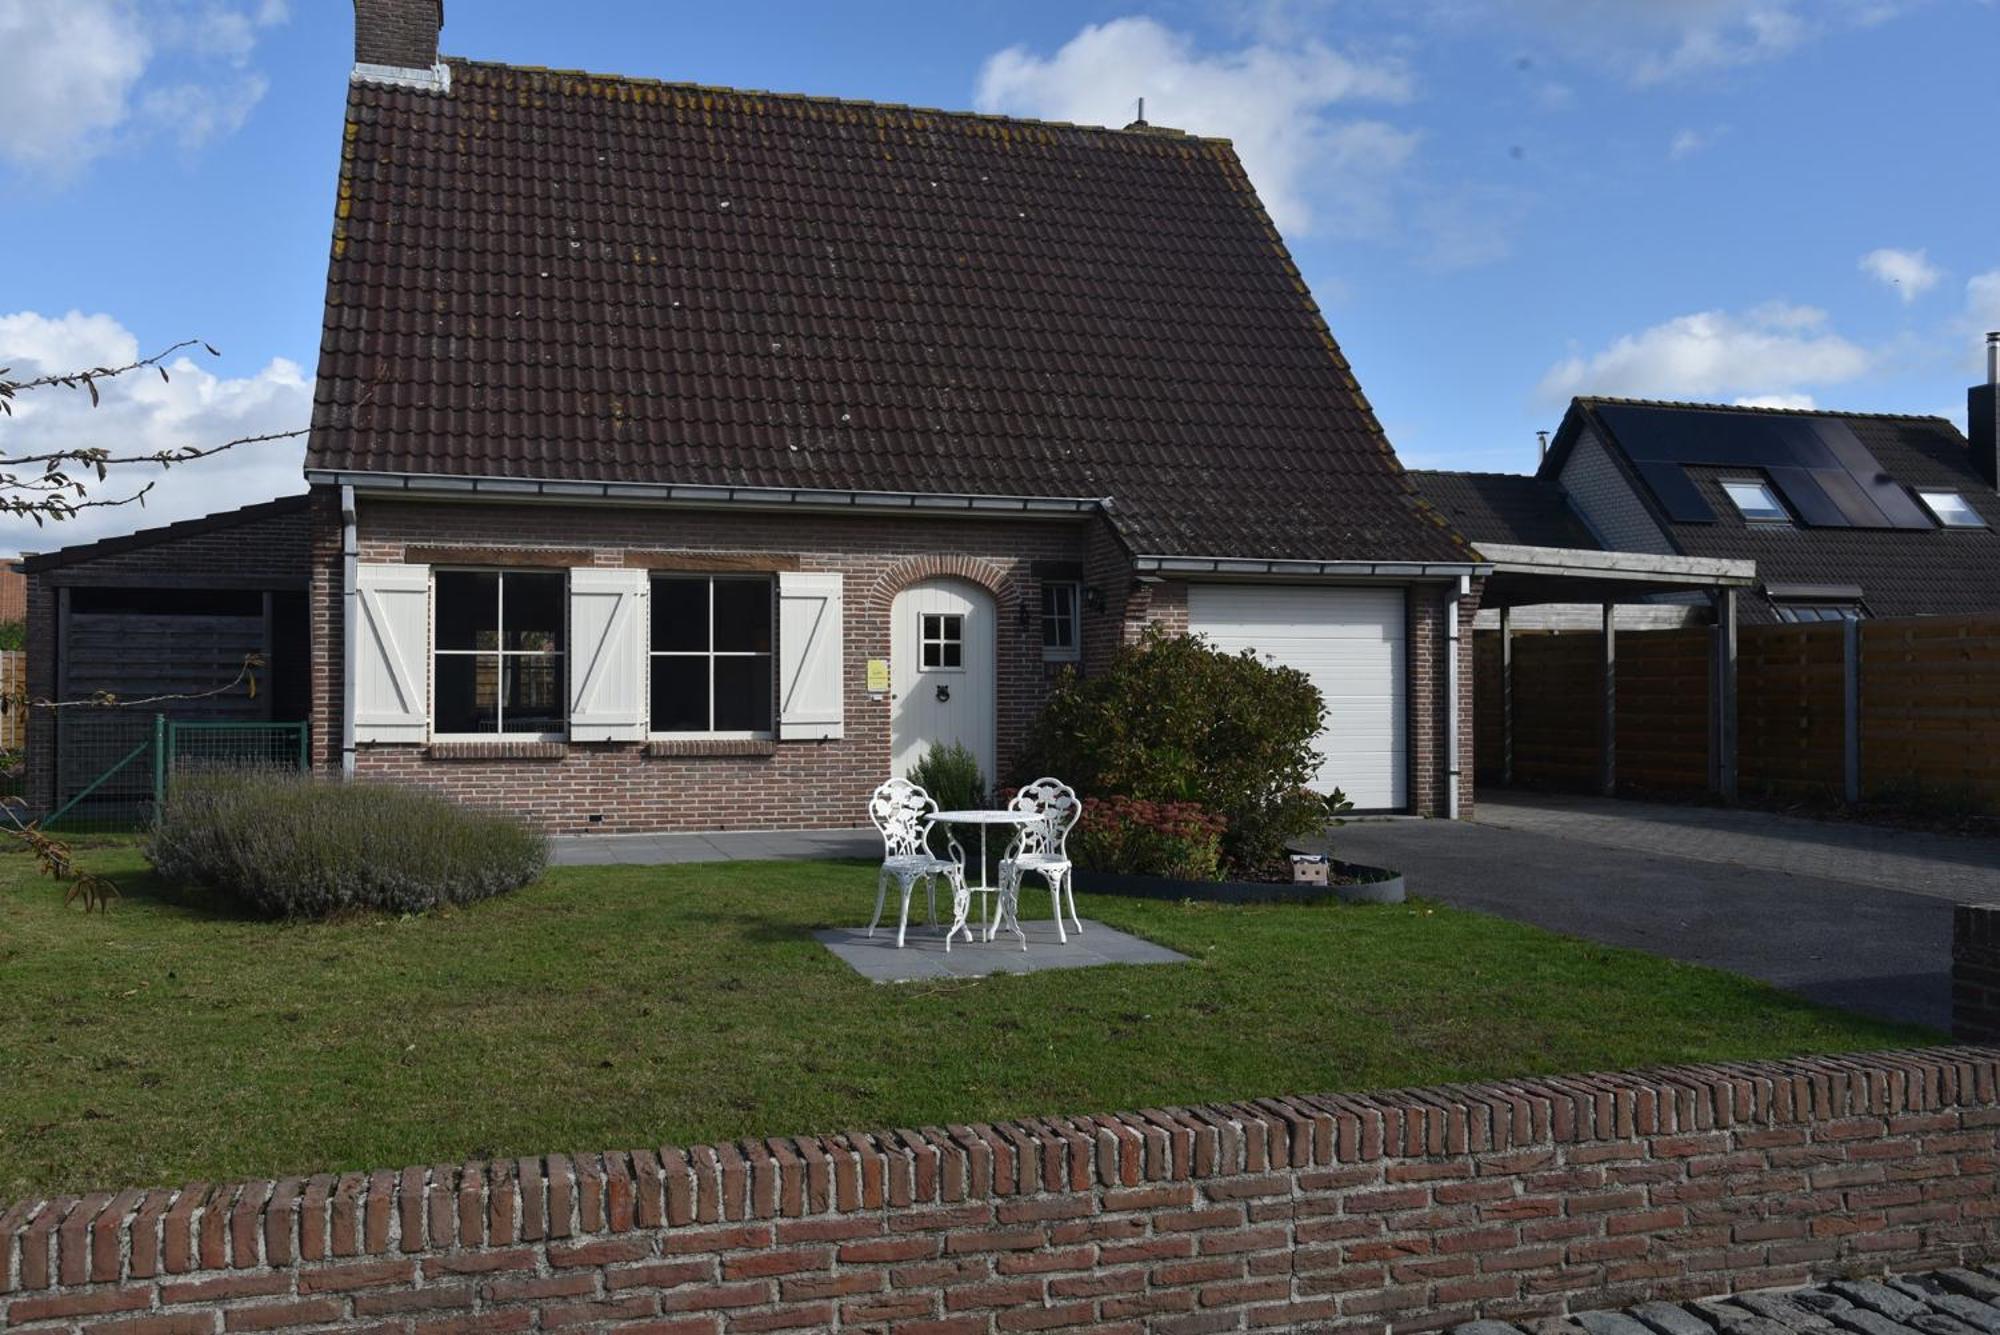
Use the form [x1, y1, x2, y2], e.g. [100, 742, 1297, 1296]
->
[1187, 585, 1408, 810]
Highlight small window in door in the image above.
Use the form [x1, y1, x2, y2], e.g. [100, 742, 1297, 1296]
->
[920, 613, 963, 669]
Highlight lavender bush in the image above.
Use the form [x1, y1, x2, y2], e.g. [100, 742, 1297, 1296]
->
[146, 770, 546, 918]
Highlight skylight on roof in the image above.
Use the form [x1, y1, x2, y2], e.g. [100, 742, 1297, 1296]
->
[1916, 489, 1987, 528]
[1719, 479, 1788, 523]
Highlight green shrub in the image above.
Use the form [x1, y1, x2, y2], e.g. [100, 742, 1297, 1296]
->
[1018, 627, 1329, 874]
[907, 740, 987, 814]
[1069, 796, 1225, 881]
[146, 770, 547, 918]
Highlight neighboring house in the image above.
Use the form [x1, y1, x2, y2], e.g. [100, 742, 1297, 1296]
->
[1414, 370, 2000, 627]
[17, 0, 1487, 832]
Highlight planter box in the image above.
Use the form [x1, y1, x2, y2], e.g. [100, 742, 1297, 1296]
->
[1072, 859, 1405, 905]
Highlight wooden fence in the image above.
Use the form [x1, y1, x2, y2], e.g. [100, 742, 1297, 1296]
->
[0, 650, 21, 752]
[1474, 613, 2000, 811]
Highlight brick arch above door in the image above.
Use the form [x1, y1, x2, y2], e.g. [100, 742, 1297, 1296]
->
[866, 554, 1022, 625]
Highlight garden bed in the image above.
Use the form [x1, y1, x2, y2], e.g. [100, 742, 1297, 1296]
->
[1071, 858, 1404, 904]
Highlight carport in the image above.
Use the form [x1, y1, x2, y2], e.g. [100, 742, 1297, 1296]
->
[1474, 543, 1756, 798]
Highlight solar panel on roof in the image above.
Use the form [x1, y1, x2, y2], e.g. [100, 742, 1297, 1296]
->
[1594, 403, 1934, 530]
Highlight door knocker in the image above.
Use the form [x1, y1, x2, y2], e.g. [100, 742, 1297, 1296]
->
[934, 683, 952, 703]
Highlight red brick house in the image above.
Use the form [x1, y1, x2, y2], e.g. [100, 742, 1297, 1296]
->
[27, 0, 1487, 833]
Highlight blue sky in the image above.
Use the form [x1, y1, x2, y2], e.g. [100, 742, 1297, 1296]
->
[1, 0, 1996, 551]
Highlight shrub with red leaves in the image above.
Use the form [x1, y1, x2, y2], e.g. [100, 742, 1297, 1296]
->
[1068, 794, 1226, 881]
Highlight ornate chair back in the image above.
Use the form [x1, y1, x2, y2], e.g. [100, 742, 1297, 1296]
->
[870, 778, 938, 860]
[1008, 776, 1081, 859]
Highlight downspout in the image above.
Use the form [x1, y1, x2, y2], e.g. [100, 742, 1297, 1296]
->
[340, 484, 358, 780]
[1445, 576, 1465, 819]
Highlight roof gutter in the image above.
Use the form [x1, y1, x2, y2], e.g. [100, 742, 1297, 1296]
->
[1131, 555, 1492, 580]
[306, 469, 1109, 518]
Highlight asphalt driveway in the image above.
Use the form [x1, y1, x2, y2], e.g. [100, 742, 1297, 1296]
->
[1328, 794, 1992, 1032]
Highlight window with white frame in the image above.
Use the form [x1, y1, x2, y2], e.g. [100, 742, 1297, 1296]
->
[650, 575, 774, 734]
[919, 612, 963, 669]
[1916, 489, 1987, 528]
[1719, 478, 1789, 524]
[433, 570, 567, 736]
[1041, 581, 1079, 661]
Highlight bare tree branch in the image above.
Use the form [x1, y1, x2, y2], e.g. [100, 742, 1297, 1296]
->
[0, 337, 207, 406]
[0, 337, 307, 527]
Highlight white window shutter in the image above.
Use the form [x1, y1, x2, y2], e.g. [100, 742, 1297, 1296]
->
[778, 571, 844, 740]
[568, 567, 648, 742]
[354, 563, 430, 742]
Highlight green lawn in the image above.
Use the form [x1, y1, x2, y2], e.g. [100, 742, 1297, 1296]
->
[0, 847, 1932, 1201]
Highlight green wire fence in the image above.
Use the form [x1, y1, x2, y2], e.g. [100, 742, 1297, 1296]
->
[38, 715, 308, 834]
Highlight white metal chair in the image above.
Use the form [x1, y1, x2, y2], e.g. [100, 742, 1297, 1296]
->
[999, 777, 1083, 946]
[866, 778, 971, 949]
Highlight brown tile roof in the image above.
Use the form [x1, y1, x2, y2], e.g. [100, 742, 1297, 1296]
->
[307, 60, 1472, 564]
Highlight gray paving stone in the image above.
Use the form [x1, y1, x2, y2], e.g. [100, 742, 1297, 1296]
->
[1934, 1273, 2000, 1306]
[1929, 1296, 2000, 1334]
[1833, 1283, 1936, 1324]
[1911, 1316, 1987, 1335]
[1695, 1302, 1806, 1335]
[1578, 1314, 1660, 1335]
[1736, 1293, 1837, 1330]
[1828, 1309, 1927, 1335]
[1572, 1275, 2000, 1335]
[1585, 1314, 1669, 1335]
[1452, 1323, 1529, 1335]
[1629, 1303, 1720, 1335]
[814, 918, 1187, 982]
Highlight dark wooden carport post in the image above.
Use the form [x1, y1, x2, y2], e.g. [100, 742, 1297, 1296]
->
[1712, 587, 1739, 799]
[1600, 603, 1616, 796]
[1499, 605, 1514, 785]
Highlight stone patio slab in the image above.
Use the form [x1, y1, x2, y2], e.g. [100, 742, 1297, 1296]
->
[814, 918, 1187, 983]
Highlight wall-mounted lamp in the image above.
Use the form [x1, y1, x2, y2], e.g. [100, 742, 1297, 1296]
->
[1084, 585, 1106, 613]
[1014, 599, 1034, 633]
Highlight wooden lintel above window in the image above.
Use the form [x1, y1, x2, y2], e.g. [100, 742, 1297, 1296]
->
[621, 551, 802, 573]
[406, 547, 594, 568]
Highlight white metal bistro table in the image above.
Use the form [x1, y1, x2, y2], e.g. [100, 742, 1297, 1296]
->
[930, 809, 1040, 947]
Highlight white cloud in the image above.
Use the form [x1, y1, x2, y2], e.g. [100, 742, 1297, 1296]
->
[1491, 0, 1911, 85]
[1733, 393, 1815, 410]
[975, 17, 1414, 236]
[1537, 304, 1872, 404]
[1967, 270, 2000, 330]
[0, 0, 284, 175]
[0, 310, 310, 554]
[1860, 248, 1941, 303]
[1667, 127, 1725, 160]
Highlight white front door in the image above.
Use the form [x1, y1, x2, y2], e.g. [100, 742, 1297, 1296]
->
[890, 578, 997, 790]
[1187, 584, 1409, 811]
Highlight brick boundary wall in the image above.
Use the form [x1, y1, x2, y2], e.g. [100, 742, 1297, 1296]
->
[4, 1047, 1999, 1333]
[1955, 906, 2000, 1043]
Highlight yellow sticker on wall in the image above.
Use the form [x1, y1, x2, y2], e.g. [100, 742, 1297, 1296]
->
[865, 658, 890, 694]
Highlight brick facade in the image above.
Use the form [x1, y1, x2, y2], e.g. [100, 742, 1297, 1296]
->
[352, 0, 440, 70]
[3, 1047, 1996, 1332]
[314, 494, 1469, 832]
